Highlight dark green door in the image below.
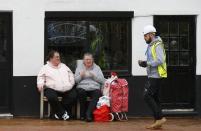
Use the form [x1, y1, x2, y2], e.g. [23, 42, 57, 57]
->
[0, 13, 12, 113]
[154, 16, 196, 109]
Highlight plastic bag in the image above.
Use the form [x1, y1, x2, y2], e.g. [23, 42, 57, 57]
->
[93, 105, 114, 122]
[103, 75, 118, 96]
[96, 96, 110, 109]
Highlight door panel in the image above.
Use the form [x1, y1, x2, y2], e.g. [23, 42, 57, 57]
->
[0, 13, 12, 113]
[154, 16, 196, 109]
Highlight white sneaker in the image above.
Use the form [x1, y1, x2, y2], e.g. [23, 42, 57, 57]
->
[54, 114, 60, 120]
[62, 111, 69, 120]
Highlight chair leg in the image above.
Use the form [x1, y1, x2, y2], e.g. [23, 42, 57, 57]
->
[40, 90, 44, 119]
[48, 103, 51, 117]
[71, 105, 76, 119]
[76, 100, 80, 119]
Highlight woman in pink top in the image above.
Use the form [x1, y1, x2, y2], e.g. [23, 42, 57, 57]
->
[37, 50, 77, 120]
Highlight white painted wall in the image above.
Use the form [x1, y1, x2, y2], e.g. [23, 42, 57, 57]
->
[0, 0, 200, 76]
[132, 16, 153, 76]
[196, 15, 201, 75]
[13, 1, 44, 76]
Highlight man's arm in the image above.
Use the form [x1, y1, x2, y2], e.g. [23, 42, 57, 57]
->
[147, 44, 165, 67]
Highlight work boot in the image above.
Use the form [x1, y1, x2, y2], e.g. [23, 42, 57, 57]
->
[146, 124, 162, 130]
[155, 117, 167, 127]
[146, 117, 166, 129]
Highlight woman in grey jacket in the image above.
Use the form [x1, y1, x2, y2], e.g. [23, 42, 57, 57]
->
[75, 53, 105, 122]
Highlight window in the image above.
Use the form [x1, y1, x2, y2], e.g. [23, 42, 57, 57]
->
[45, 12, 133, 76]
[0, 15, 10, 62]
[154, 16, 195, 67]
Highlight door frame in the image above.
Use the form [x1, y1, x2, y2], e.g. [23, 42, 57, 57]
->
[154, 15, 196, 109]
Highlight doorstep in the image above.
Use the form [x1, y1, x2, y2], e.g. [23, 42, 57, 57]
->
[0, 113, 13, 119]
[162, 109, 198, 116]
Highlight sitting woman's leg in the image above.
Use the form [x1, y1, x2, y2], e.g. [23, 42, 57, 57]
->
[77, 88, 87, 120]
[61, 88, 77, 118]
[44, 88, 65, 118]
[86, 89, 102, 121]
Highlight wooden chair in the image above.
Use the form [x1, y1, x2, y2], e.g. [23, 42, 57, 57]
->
[40, 60, 93, 119]
[40, 89, 62, 119]
[75, 60, 101, 119]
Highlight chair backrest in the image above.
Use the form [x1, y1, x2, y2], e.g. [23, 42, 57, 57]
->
[76, 59, 83, 68]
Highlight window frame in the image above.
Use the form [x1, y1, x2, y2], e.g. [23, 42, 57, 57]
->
[154, 15, 196, 68]
[45, 11, 133, 77]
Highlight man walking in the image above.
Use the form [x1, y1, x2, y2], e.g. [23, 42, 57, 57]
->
[138, 25, 167, 129]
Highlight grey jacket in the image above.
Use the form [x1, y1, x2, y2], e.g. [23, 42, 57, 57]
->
[75, 62, 105, 91]
[146, 36, 166, 78]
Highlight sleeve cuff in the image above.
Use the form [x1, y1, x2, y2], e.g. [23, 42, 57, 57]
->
[37, 84, 44, 87]
[147, 61, 151, 66]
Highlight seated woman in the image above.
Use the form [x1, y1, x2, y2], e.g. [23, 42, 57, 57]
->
[75, 53, 105, 122]
[37, 50, 76, 120]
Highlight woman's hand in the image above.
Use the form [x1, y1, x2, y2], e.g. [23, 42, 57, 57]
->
[80, 70, 86, 77]
[37, 85, 44, 92]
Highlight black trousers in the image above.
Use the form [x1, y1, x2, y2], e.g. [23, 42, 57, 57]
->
[144, 78, 163, 120]
[44, 87, 77, 118]
[77, 88, 102, 118]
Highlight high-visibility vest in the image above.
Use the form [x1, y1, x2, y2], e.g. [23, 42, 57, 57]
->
[151, 41, 167, 78]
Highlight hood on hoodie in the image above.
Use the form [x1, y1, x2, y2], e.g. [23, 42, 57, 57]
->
[149, 36, 163, 46]
[47, 61, 61, 69]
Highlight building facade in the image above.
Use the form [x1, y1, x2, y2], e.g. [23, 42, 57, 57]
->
[0, 0, 201, 117]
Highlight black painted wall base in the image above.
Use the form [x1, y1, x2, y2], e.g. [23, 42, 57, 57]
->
[195, 75, 201, 116]
[11, 75, 201, 117]
[126, 76, 152, 116]
[12, 76, 40, 116]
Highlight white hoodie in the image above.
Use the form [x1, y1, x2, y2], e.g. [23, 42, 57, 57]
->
[37, 62, 75, 92]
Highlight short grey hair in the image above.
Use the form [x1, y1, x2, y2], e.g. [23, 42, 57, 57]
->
[83, 52, 94, 60]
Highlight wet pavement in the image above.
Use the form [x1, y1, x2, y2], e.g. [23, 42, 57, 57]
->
[0, 117, 201, 131]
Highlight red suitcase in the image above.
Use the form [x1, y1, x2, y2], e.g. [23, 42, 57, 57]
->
[110, 78, 129, 120]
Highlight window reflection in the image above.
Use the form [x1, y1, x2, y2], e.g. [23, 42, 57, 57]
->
[180, 52, 189, 66]
[48, 21, 87, 45]
[180, 36, 189, 50]
[169, 37, 179, 50]
[156, 17, 192, 67]
[169, 52, 179, 65]
[47, 20, 129, 71]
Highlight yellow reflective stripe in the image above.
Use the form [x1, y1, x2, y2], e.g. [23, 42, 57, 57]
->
[151, 42, 167, 78]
